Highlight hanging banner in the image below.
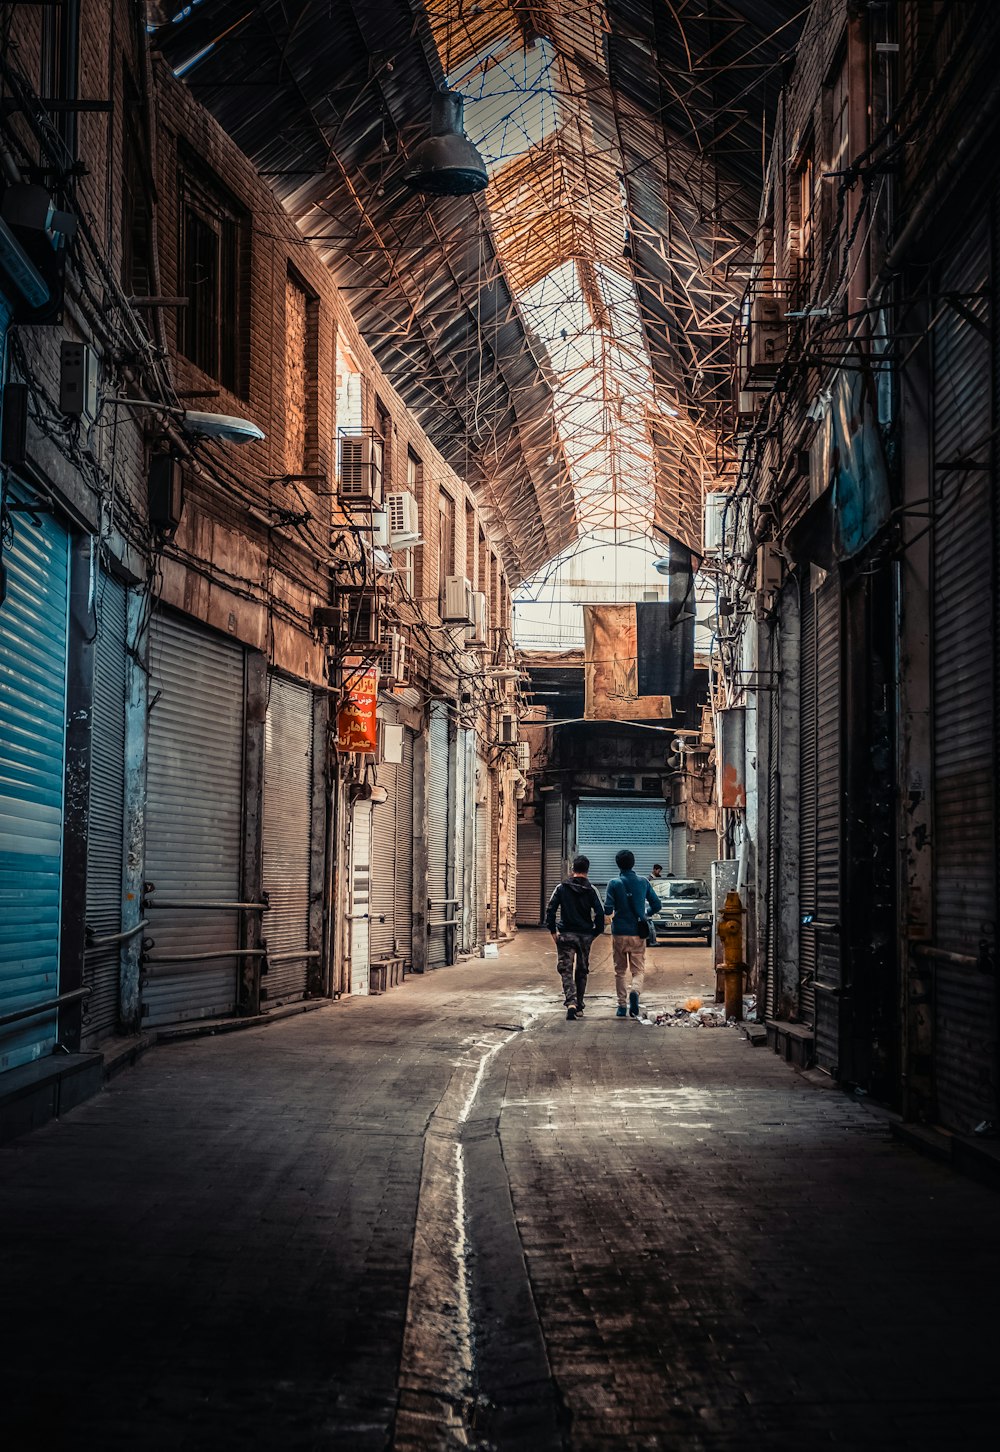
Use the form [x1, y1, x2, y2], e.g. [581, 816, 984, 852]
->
[336, 667, 378, 752]
[717, 707, 747, 809]
[583, 595, 693, 721]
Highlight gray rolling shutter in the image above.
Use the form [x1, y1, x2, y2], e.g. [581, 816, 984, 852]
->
[369, 704, 398, 961]
[798, 574, 818, 1027]
[394, 728, 414, 964]
[143, 616, 245, 1026]
[543, 793, 564, 907]
[0, 488, 70, 1072]
[931, 222, 995, 1130]
[83, 574, 128, 1045]
[475, 789, 489, 947]
[813, 575, 842, 1074]
[426, 701, 451, 967]
[516, 821, 543, 926]
[573, 797, 672, 898]
[262, 677, 314, 1006]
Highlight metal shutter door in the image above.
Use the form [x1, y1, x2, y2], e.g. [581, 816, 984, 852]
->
[813, 576, 843, 1073]
[426, 701, 451, 967]
[369, 704, 398, 961]
[394, 728, 414, 964]
[543, 793, 564, 906]
[574, 798, 672, 897]
[516, 821, 542, 925]
[459, 730, 477, 953]
[349, 801, 372, 994]
[0, 489, 69, 1071]
[143, 616, 245, 1026]
[262, 677, 314, 1006]
[475, 790, 489, 947]
[798, 574, 818, 1027]
[931, 224, 995, 1130]
[83, 574, 127, 1045]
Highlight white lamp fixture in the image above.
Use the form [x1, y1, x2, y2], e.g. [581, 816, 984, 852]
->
[105, 397, 264, 444]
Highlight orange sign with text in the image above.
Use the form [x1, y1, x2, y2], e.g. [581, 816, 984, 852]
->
[336, 667, 378, 753]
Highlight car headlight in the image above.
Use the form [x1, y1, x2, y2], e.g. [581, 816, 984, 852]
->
[694, 913, 711, 922]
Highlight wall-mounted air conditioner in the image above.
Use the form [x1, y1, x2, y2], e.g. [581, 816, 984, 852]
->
[337, 434, 382, 506]
[317, 589, 383, 651]
[387, 629, 409, 686]
[465, 591, 487, 647]
[443, 574, 475, 624]
[703, 492, 736, 556]
[748, 291, 786, 374]
[499, 708, 518, 746]
[377, 718, 404, 765]
[386, 490, 421, 547]
[756, 542, 783, 594]
[516, 740, 530, 774]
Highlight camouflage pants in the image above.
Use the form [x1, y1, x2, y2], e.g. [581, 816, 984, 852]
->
[555, 932, 593, 1009]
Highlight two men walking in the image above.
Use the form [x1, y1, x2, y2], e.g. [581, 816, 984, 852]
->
[545, 848, 659, 1020]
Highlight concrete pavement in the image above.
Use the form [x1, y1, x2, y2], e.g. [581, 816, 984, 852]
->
[1, 931, 996, 1450]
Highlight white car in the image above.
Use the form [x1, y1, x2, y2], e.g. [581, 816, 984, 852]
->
[650, 878, 713, 944]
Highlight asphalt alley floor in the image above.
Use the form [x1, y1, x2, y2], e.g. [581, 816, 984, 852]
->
[1, 931, 997, 1451]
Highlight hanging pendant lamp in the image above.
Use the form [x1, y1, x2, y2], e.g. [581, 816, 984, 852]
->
[403, 88, 488, 196]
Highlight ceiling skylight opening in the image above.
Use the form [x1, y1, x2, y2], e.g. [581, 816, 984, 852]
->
[448, 36, 560, 172]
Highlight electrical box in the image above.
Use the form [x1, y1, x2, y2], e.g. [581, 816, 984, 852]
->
[442, 574, 474, 624]
[499, 708, 517, 746]
[148, 454, 185, 534]
[378, 719, 404, 765]
[60, 340, 99, 424]
[0, 382, 29, 466]
[756, 542, 783, 594]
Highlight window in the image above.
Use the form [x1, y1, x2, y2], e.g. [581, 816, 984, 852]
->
[336, 345, 362, 432]
[178, 161, 249, 395]
[284, 269, 318, 477]
[438, 489, 456, 611]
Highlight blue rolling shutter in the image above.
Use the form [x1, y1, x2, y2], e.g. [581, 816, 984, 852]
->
[0, 485, 70, 1070]
[574, 797, 673, 898]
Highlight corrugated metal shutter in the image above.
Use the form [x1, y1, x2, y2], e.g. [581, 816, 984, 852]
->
[143, 616, 245, 1026]
[931, 221, 996, 1131]
[573, 797, 672, 897]
[83, 573, 128, 1045]
[426, 701, 452, 966]
[798, 573, 818, 1026]
[262, 677, 314, 1006]
[543, 793, 564, 907]
[476, 790, 489, 947]
[369, 703, 398, 961]
[394, 727, 414, 964]
[516, 821, 543, 925]
[814, 575, 843, 1073]
[0, 487, 70, 1071]
[349, 801, 372, 994]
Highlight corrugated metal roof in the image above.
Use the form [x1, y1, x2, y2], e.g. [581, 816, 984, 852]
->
[154, 0, 804, 582]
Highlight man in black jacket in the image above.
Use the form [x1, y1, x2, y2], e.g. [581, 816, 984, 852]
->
[545, 854, 606, 1020]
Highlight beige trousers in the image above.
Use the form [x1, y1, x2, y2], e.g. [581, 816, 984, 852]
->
[612, 934, 646, 1006]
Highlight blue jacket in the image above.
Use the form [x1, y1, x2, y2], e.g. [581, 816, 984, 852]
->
[604, 870, 660, 936]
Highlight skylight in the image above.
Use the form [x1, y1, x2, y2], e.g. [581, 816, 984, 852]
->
[448, 36, 560, 171]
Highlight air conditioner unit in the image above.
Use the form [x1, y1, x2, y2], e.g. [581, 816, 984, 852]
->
[749, 291, 786, 374]
[499, 708, 518, 746]
[386, 490, 421, 547]
[516, 740, 530, 774]
[377, 718, 404, 765]
[387, 629, 409, 686]
[443, 574, 475, 624]
[337, 434, 381, 505]
[757, 541, 783, 594]
[465, 590, 487, 647]
[703, 492, 735, 556]
[327, 589, 383, 651]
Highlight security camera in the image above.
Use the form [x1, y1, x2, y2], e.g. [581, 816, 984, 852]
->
[181, 411, 265, 444]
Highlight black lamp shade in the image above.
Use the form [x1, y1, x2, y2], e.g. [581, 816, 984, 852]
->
[404, 89, 488, 196]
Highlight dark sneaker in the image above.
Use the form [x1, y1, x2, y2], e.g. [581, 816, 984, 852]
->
[628, 990, 640, 1018]
[566, 1005, 577, 1020]
[616, 1005, 628, 1018]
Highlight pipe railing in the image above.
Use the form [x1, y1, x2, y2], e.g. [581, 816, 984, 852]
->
[0, 986, 90, 1032]
[85, 919, 149, 954]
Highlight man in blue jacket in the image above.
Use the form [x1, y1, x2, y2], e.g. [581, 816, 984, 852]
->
[604, 848, 660, 1018]
[545, 854, 606, 1020]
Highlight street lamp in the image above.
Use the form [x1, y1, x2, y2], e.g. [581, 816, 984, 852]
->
[105, 397, 265, 444]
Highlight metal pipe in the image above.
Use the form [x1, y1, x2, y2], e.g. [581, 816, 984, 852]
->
[266, 951, 322, 963]
[0, 986, 90, 1032]
[144, 901, 268, 911]
[428, 898, 460, 906]
[85, 919, 149, 953]
[143, 949, 268, 965]
[912, 943, 979, 969]
[427, 918, 460, 928]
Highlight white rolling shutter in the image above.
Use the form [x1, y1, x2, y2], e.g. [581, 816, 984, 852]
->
[369, 704, 398, 961]
[262, 677, 314, 1006]
[394, 728, 414, 964]
[426, 701, 451, 967]
[349, 801, 372, 994]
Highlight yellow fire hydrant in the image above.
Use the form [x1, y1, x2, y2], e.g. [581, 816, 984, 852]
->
[716, 889, 747, 1022]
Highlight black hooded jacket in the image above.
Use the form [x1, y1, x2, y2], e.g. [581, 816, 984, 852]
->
[544, 875, 606, 937]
